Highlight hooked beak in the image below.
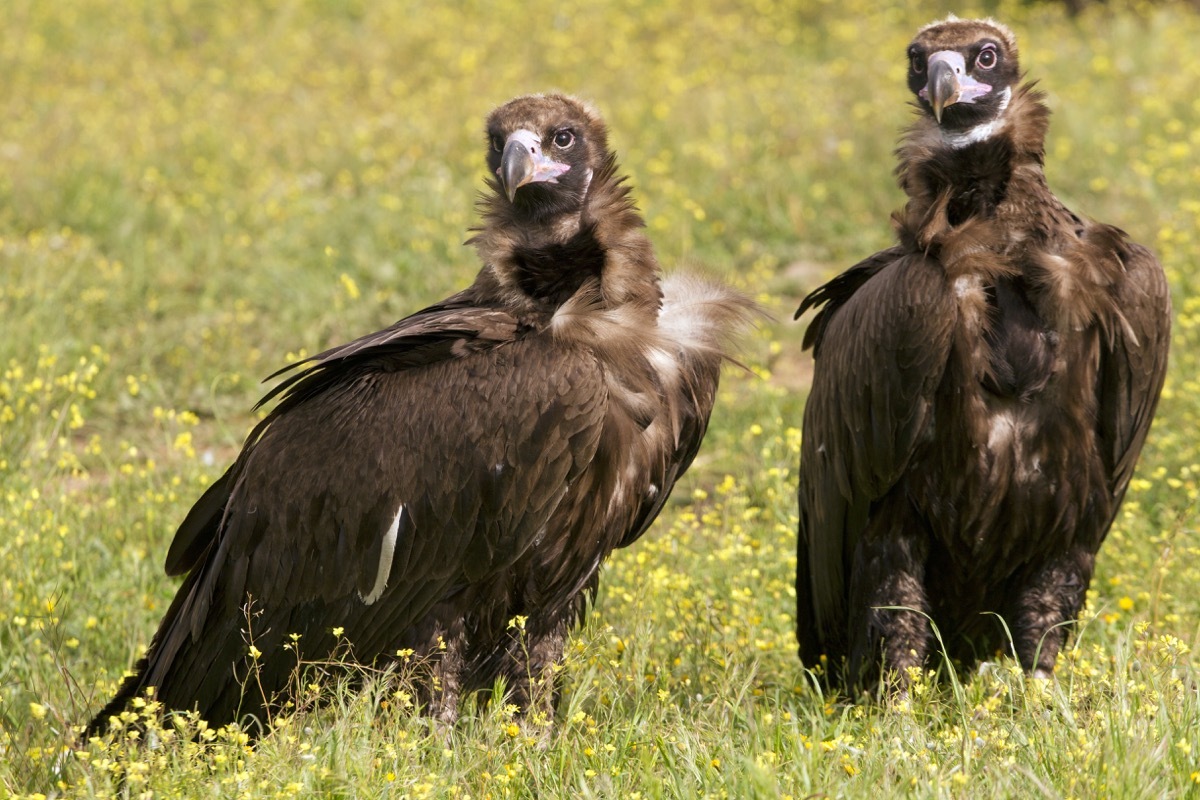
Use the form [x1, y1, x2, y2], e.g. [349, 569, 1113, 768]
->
[919, 50, 992, 123]
[498, 129, 571, 202]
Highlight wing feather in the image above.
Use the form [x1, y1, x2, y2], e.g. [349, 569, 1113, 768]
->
[160, 299, 608, 682]
[1096, 240, 1171, 517]
[796, 251, 957, 665]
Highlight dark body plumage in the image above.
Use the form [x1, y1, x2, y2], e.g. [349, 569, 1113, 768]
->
[88, 94, 752, 736]
[794, 18, 1170, 691]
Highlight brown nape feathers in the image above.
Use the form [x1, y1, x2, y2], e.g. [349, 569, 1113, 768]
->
[86, 93, 756, 739]
[795, 18, 1170, 694]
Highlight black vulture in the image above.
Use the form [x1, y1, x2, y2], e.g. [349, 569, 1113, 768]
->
[794, 17, 1170, 692]
[87, 93, 753, 736]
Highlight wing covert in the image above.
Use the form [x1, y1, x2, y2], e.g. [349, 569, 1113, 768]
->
[169, 304, 609, 656]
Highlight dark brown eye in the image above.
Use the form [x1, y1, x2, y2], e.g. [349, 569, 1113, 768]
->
[977, 44, 998, 70]
[490, 135, 503, 153]
[552, 129, 574, 149]
[910, 51, 925, 74]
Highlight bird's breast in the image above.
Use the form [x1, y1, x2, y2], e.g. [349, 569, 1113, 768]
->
[954, 274, 1058, 402]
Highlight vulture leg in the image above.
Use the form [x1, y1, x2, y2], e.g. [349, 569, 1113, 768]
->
[1006, 548, 1096, 676]
[847, 499, 933, 689]
[501, 616, 568, 725]
[421, 623, 468, 727]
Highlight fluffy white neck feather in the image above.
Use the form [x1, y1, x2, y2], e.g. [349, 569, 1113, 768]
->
[941, 87, 1012, 149]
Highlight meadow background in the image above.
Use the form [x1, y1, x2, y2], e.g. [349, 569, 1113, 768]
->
[2, 0, 1198, 796]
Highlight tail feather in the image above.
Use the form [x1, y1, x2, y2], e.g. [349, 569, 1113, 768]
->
[83, 570, 284, 739]
[83, 655, 153, 740]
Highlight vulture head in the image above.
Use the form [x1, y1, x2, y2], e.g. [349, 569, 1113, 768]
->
[484, 94, 610, 223]
[473, 93, 650, 310]
[907, 17, 1020, 132]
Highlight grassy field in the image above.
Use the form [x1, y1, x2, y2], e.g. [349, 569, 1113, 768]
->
[2, 0, 1199, 796]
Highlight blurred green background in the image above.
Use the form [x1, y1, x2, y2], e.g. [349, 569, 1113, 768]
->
[2, 0, 1198, 796]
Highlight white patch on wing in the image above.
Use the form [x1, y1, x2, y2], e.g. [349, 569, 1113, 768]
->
[530, 524, 548, 547]
[606, 481, 629, 518]
[360, 504, 404, 605]
[658, 274, 722, 349]
[646, 346, 680, 386]
[942, 88, 1012, 149]
[953, 275, 980, 298]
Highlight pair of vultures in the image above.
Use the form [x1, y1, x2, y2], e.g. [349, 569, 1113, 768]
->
[87, 17, 1169, 738]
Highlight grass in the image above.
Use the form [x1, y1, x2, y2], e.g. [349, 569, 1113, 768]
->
[1, 0, 1198, 796]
